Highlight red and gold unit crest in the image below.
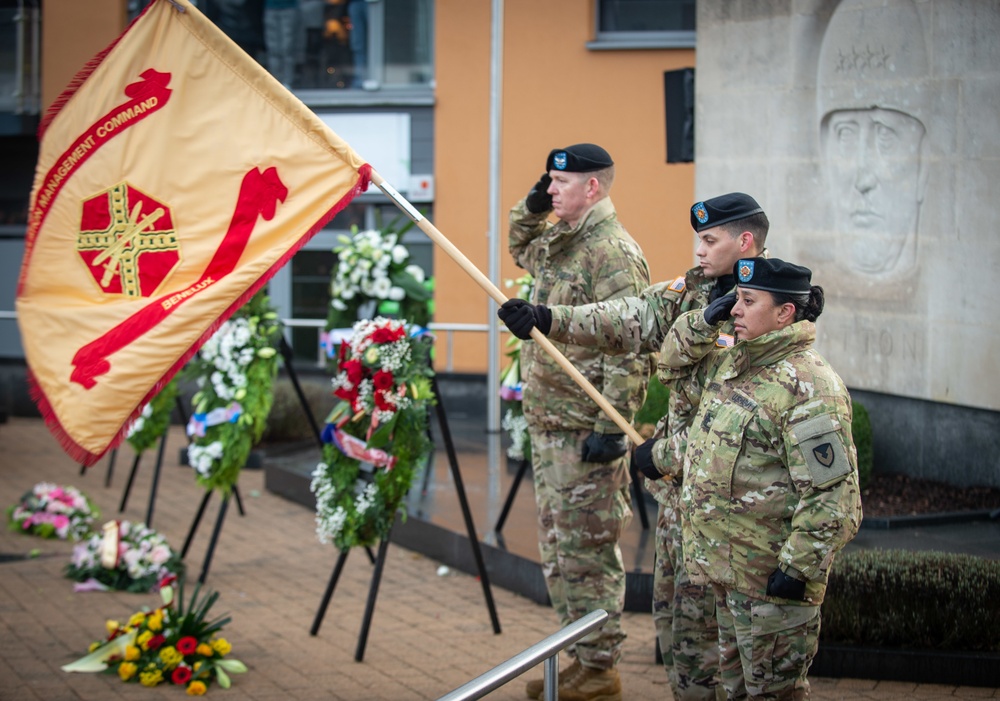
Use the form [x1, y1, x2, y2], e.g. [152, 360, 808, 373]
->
[76, 182, 180, 297]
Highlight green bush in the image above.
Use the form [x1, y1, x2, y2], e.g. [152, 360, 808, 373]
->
[261, 376, 334, 443]
[851, 400, 873, 490]
[821, 548, 1000, 651]
[634, 375, 670, 427]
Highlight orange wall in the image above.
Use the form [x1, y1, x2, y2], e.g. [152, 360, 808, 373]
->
[434, 0, 696, 373]
[42, 0, 128, 111]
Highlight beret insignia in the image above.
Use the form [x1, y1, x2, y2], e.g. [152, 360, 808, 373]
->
[693, 203, 709, 224]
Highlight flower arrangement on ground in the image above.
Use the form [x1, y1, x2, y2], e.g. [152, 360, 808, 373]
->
[500, 274, 533, 462]
[324, 222, 433, 341]
[63, 575, 246, 694]
[182, 290, 281, 493]
[127, 379, 179, 455]
[311, 317, 436, 550]
[66, 519, 184, 593]
[6, 482, 99, 541]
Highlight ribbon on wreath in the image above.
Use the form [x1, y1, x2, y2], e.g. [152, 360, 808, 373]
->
[186, 402, 242, 438]
[326, 424, 397, 470]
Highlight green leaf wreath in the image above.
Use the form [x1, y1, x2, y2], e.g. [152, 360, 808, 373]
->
[324, 220, 433, 341]
[311, 317, 436, 550]
[182, 290, 281, 494]
[126, 379, 179, 456]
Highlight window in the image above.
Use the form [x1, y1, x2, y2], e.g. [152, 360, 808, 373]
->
[590, 0, 696, 50]
[196, 0, 434, 93]
[0, 1, 41, 123]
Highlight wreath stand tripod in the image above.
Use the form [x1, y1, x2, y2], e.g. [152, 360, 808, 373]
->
[175, 387, 250, 583]
[116, 395, 240, 530]
[178, 330, 336, 583]
[309, 373, 502, 661]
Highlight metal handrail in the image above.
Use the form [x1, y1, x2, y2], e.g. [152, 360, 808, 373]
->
[436, 609, 608, 701]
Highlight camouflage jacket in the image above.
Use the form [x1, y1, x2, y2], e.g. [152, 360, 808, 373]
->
[547, 265, 716, 356]
[545, 265, 734, 503]
[661, 311, 863, 605]
[509, 196, 650, 433]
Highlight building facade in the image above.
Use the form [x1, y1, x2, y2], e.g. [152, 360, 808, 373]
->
[1, 0, 697, 371]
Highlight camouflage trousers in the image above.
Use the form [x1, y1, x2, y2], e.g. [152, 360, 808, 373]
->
[712, 585, 820, 700]
[530, 427, 632, 670]
[652, 491, 721, 700]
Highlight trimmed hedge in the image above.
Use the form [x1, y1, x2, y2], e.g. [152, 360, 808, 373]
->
[261, 377, 333, 443]
[821, 548, 1000, 651]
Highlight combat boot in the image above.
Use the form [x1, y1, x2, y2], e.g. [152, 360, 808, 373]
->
[557, 664, 622, 701]
[525, 658, 581, 699]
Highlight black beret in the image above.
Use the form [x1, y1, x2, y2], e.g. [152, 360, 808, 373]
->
[734, 258, 812, 295]
[690, 192, 764, 232]
[546, 143, 614, 173]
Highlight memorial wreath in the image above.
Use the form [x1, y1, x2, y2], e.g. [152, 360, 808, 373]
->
[324, 223, 433, 343]
[499, 274, 533, 462]
[6, 482, 99, 541]
[127, 379, 180, 456]
[66, 519, 184, 594]
[311, 317, 435, 550]
[183, 291, 281, 494]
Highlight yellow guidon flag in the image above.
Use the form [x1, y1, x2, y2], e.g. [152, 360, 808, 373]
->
[16, 0, 370, 465]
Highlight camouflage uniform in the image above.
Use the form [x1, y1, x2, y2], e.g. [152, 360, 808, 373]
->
[661, 310, 863, 700]
[510, 196, 649, 670]
[546, 265, 731, 700]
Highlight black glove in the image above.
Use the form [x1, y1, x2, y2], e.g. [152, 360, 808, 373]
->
[581, 432, 628, 463]
[766, 568, 806, 601]
[633, 438, 660, 480]
[703, 292, 737, 326]
[525, 173, 553, 213]
[709, 274, 735, 303]
[497, 299, 552, 340]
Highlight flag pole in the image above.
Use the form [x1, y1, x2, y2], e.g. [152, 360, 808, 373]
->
[369, 169, 644, 447]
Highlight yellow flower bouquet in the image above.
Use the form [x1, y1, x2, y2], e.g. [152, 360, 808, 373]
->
[63, 575, 246, 694]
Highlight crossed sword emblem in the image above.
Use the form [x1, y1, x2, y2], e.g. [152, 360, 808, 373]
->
[91, 200, 166, 288]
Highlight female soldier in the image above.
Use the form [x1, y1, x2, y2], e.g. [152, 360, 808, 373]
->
[658, 257, 863, 700]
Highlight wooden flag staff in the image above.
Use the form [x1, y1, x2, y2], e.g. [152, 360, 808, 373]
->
[368, 169, 645, 447]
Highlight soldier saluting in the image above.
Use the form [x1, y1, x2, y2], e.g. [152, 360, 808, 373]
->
[660, 257, 863, 700]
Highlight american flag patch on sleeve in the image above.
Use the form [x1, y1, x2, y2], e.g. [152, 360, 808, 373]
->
[668, 276, 686, 292]
[717, 333, 735, 347]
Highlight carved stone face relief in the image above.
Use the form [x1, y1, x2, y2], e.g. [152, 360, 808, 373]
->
[816, 0, 928, 281]
[820, 106, 926, 275]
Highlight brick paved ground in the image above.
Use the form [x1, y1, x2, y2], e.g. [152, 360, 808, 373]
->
[1, 417, 996, 700]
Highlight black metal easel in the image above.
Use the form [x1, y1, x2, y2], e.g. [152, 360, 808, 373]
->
[116, 427, 169, 527]
[309, 373, 502, 661]
[80, 448, 119, 487]
[629, 461, 650, 530]
[493, 457, 530, 536]
[179, 482, 248, 583]
[179, 332, 365, 584]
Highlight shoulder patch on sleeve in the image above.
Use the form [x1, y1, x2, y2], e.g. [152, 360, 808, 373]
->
[668, 276, 686, 292]
[716, 333, 735, 347]
[791, 414, 852, 488]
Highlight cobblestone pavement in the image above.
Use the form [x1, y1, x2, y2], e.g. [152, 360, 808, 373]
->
[1, 418, 996, 700]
